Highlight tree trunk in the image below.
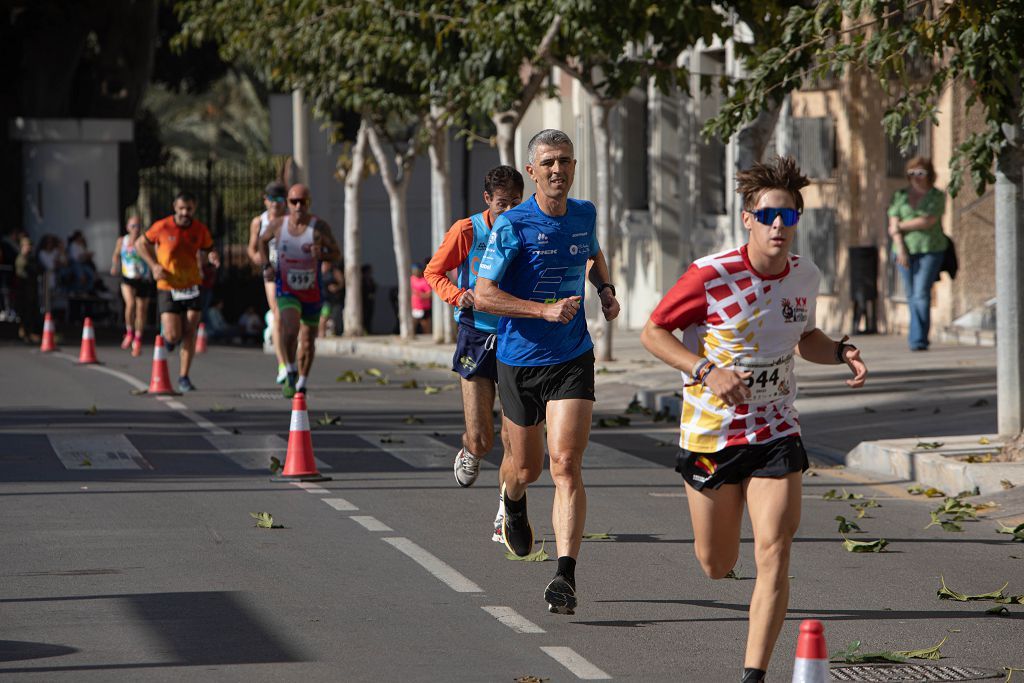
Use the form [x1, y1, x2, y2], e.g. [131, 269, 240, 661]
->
[591, 99, 615, 362]
[995, 141, 1024, 436]
[492, 112, 517, 166]
[427, 108, 454, 343]
[342, 120, 369, 337]
[367, 125, 415, 340]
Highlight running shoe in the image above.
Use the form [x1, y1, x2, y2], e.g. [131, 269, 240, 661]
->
[177, 376, 195, 393]
[453, 448, 481, 487]
[282, 372, 298, 399]
[275, 364, 288, 385]
[120, 332, 133, 350]
[544, 573, 577, 615]
[131, 338, 142, 357]
[491, 509, 504, 543]
[501, 483, 533, 557]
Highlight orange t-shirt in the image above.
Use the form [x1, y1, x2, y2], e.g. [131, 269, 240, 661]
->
[145, 216, 214, 291]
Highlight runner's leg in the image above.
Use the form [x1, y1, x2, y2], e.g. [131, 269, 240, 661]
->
[278, 305, 300, 365]
[500, 416, 545, 500]
[120, 283, 135, 344]
[297, 321, 316, 377]
[742, 472, 802, 671]
[685, 480, 745, 579]
[265, 281, 286, 372]
[460, 376, 497, 458]
[545, 398, 592, 559]
[161, 311, 182, 346]
[179, 309, 202, 378]
[134, 297, 149, 338]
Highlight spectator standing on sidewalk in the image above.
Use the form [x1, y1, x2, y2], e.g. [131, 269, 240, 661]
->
[641, 156, 867, 683]
[888, 156, 948, 351]
[14, 235, 41, 342]
[410, 262, 432, 336]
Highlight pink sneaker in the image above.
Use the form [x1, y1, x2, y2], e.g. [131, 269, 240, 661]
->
[120, 332, 133, 350]
[131, 337, 142, 357]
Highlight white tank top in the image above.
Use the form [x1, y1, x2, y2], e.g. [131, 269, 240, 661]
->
[276, 216, 319, 301]
[259, 211, 278, 265]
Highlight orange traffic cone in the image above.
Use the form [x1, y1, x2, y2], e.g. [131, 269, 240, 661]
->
[77, 317, 99, 364]
[195, 323, 208, 354]
[147, 335, 176, 395]
[271, 392, 331, 482]
[791, 619, 828, 683]
[39, 312, 57, 352]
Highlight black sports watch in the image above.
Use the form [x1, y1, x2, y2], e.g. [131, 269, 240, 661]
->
[597, 282, 616, 297]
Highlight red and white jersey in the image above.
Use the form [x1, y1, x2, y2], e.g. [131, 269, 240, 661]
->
[650, 245, 820, 453]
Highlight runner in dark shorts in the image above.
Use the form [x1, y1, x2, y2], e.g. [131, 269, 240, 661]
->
[425, 165, 525, 542]
[157, 288, 203, 315]
[497, 349, 595, 427]
[676, 436, 809, 491]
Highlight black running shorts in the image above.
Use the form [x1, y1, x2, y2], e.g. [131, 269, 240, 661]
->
[452, 323, 498, 382]
[122, 277, 155, 298]
[497, 349, 595, 427]
[676, 435, 809, 491]
[157, 288, 202, 315]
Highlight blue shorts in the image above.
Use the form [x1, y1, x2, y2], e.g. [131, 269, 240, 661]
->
[452, 324, 498, 382]
[277, 293, 321, 326]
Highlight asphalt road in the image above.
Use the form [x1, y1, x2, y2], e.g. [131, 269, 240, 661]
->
[1, 341, 1022, 682]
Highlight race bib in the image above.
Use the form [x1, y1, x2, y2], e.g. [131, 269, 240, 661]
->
[286, 269, 316, 290]
[170, 286, 199, 301]
[732, 353, 793, 404]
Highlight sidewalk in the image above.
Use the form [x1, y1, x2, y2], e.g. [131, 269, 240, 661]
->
[316, 328, 1024, 514]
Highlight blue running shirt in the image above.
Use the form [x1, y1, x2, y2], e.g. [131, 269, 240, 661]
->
[477, 195, 600, 366]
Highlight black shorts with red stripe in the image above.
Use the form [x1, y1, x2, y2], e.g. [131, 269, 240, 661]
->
[676, 435, 808, 491]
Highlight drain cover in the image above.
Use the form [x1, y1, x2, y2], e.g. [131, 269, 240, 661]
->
[240, 391, 281, 400]
[830, 664, 1002, 682]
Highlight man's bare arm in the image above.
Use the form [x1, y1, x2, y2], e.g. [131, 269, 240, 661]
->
[314, 219, 341, 262]
[476, 277, 581, 324]
[246, 215, 264, 265]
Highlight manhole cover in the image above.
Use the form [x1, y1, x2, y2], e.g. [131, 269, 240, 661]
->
[240, 392, 281, 400]
[830, 664, 1002, 682]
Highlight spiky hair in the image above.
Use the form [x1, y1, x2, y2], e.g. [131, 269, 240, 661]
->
[735, 156, 810, 212]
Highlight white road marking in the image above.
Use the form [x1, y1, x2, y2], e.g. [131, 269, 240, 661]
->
[351, 516, 392, 532]
[322, 497, 359, 511]
[290, 482, 328, 494]
[382, 537, 482, 593]
[206, 434, 332, 471]
[48, 434, 152, 470]
[481, 606, 545, 634]
[362, 433, 496, 470]
[52, 353, 230, 435]
[541, 646, 611, 680]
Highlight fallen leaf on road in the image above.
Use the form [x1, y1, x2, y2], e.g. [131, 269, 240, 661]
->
[250, 512, 282, 529]
[979, 437, 991, 445]
[84, 405, 98, 415]
[894, 636, 947, 661]
[937, 576, 1008, 601]
[969, 398, 990, 407]
[582, 532, 614, 541]
[624, 398, 652, 415]
[425, 362, 445, 369]
[850, 500, 880, 518]
[986, 606, 1010, 615]
[964, 453, 994, 463]
[916, 441, 944, 449]
[514, 676, 549, 683]
[80, 458, 92, 467]
[315, 413, 342, 427]
[995, 522, 1024, 541]
[597, 416, 630, 428]
[376, 376, 390, 385]
[824, 488, 862, 500]
[907, 485, 924, 495]
[423, 386, 441, 395]
[830, 641, 906, 664]
[401, 379, 418, 389]
[1002, 480, 1016, 490]
[380, 436, 404, 444]
[403, 415, 424, 424]
[925, 511, 963, 532]
[398, 361, 419, 369]
[336, 370, 361, 383]
[842, 537, 888, 553]
[836, 516, 862, 533]
[269, 456, 281, 474]
[505, 540, 549, 562]
[724, 568, 743, 579]
[365, 368, 383, 377]
[211, 404, 235, 413]
[923, 487, 946, 498]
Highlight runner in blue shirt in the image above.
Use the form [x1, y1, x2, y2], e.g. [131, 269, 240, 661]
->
[476, 129, 620, 615]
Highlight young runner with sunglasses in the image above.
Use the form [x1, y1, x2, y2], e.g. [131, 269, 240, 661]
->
[640, 156, 867, 682]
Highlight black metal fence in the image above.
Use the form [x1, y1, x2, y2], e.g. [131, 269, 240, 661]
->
[138, 156, 286, 319]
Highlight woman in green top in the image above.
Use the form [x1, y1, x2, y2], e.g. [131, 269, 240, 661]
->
[888, 156, 948, 351]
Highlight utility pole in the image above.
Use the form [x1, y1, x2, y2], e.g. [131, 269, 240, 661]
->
[996, 130, 1024, 437]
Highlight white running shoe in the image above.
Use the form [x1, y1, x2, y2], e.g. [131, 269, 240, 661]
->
[491, 508, 504, 543]
[453, 448, 481, 487]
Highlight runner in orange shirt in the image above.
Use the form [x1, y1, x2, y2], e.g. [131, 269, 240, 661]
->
[137, 192, 221, 393]
[424, 165, 523, 542]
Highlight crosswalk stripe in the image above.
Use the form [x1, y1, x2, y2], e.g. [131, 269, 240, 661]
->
[481, 606, 545, 634]
[351, 516, 392, 531]
[48, 434, 152, 470]
[205, 434, 332, 471]
[360, 433, 496, 470]
[541, 646, 611, 680]
[382, 537, 482, 593]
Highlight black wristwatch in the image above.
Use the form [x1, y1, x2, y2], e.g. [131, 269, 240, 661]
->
[597, 282, 616, 297]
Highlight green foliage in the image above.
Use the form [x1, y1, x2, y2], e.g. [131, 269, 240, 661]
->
[706, 0, 1024, 196]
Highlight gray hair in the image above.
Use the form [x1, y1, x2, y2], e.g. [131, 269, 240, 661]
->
[527, 129, 574, 164]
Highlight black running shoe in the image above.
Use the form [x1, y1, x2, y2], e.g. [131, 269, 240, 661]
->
[545, 574, 577, 615]
[501, 483, 533, 557]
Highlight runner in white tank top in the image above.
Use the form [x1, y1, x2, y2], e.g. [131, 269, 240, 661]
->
[248, 181, 289, 383]
[259, 183, 340, 398]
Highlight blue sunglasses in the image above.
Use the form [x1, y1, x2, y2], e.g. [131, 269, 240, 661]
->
[747, 207, 801, 227]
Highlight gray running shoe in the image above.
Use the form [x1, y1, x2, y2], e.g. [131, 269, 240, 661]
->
[177, 376, 195, 393]
[501, 483, 533, 557]
[453, 448, 481, 487]
[544, 574, 577, 615]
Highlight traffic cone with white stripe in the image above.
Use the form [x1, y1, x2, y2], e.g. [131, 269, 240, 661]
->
[195, 323, 208, 354]
[77, 317, 99, 364]
[147, 335, 176, 395]
[791, 619, 829, 683]
[271, 392, 331, 482]
[39, 312, 57, 352]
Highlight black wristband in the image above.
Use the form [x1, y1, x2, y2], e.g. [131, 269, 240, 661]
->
[835, 335, 856, 363]
[597, 282, 616, 297]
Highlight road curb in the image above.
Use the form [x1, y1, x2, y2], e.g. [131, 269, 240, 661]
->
[846, 434, 1023, 495]
[313, 337, 454, 366]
